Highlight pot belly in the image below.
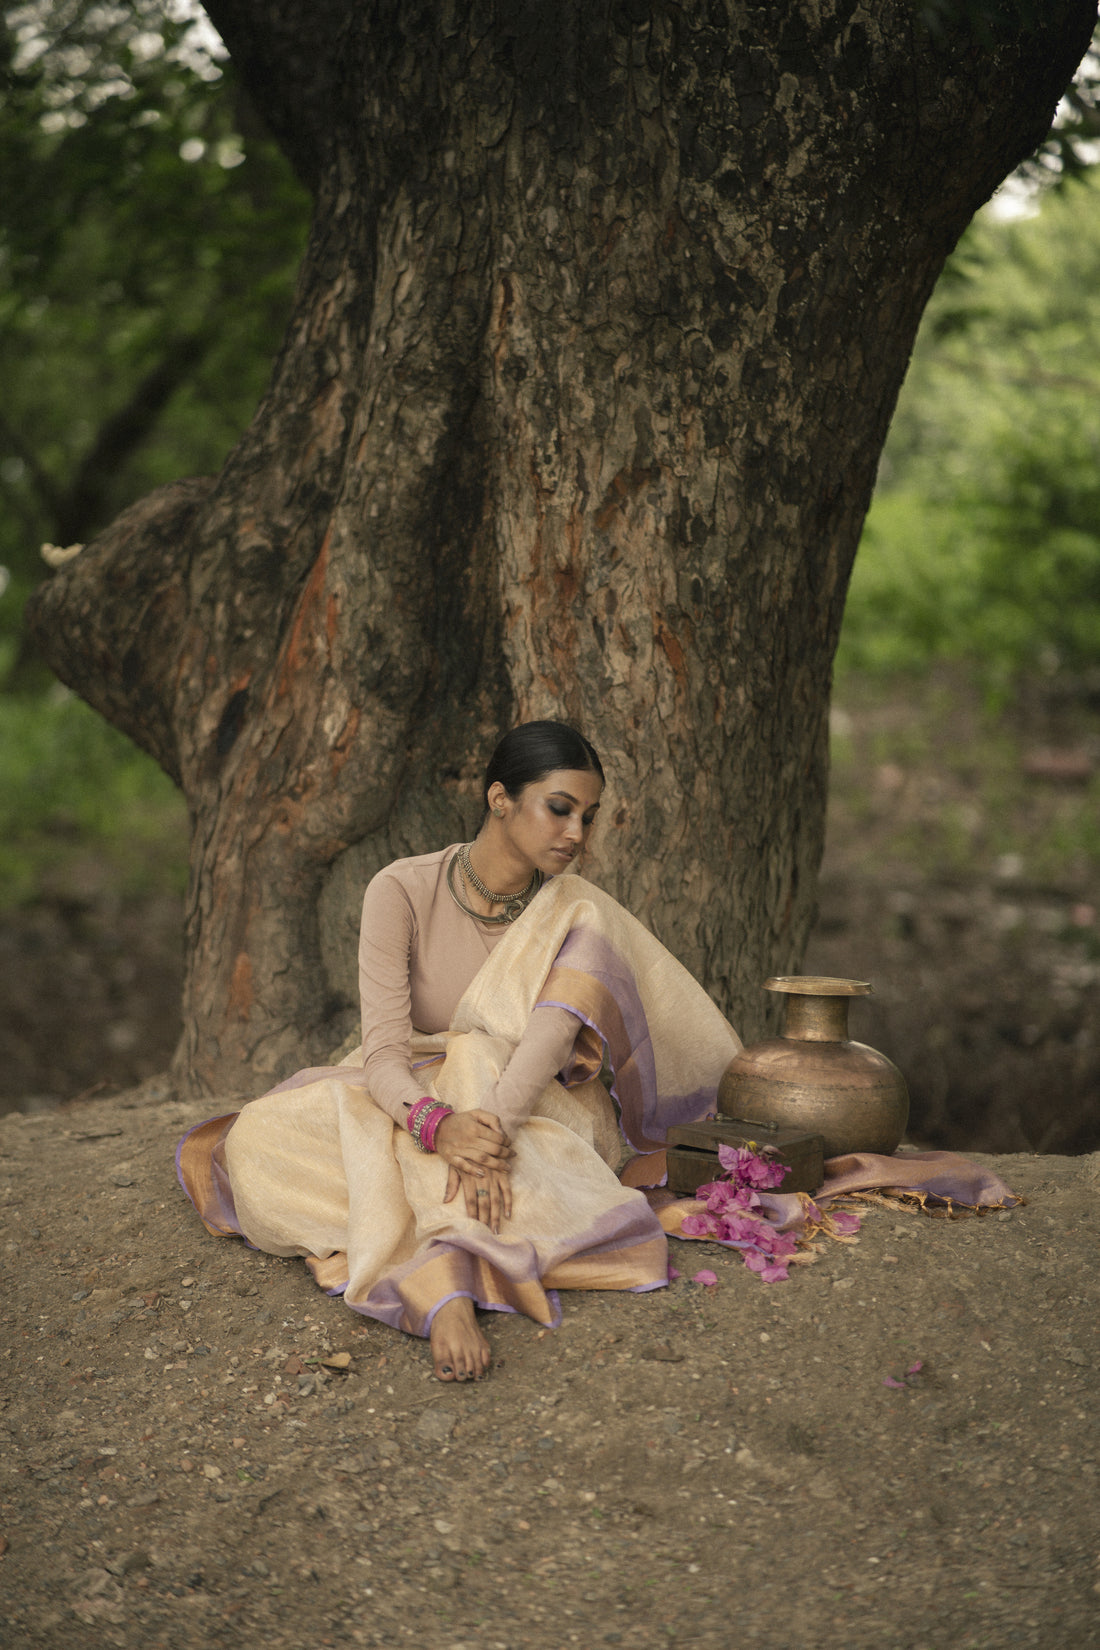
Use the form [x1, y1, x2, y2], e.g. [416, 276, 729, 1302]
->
[718, 1037, 909, 1158]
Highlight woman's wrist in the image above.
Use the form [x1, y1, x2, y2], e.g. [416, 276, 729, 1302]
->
[406, 1097, 454, 1152]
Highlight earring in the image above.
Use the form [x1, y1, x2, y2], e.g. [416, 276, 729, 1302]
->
[493, 807, 503, 818]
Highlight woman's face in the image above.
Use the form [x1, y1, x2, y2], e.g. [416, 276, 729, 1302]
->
[493, 767, 603, 876]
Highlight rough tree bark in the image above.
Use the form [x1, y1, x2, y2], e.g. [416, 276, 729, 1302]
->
[27, 0, 1096, 1096]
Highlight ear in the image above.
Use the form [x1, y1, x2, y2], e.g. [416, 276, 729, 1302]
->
[486, 780, 510, 816]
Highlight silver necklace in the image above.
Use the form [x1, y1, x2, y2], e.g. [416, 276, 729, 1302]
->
[446, 845, 541, 925]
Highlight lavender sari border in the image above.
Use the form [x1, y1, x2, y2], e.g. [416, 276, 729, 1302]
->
[536, 997, 713, 1152]
[349, 1279, 564, 1338]
[420, 1291, 561, 1334]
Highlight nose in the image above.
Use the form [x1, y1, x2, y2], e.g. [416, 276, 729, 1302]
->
[564, 815, 583, 842]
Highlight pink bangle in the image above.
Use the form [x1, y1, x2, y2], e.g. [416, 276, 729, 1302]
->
[406, 1097, 453, 1152]
[419, 1106, 451, 1153]
[407, 1097, 437, 1131]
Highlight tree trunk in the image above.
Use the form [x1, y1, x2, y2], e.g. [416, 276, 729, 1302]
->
[27, 0, 1095, 1095]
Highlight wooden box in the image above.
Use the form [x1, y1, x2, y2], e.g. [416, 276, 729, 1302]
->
[665, 1117, 825, 1196]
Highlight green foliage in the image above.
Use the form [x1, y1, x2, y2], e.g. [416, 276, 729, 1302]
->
[0, 0, 310, 590]
[838, 171, 1100, 689]
[0, 687, 187, 906]
[0, 3, 308, 904]
[834, 495, 974, 676]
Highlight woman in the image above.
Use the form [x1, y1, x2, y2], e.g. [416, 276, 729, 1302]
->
[178, 722, 741, 1382]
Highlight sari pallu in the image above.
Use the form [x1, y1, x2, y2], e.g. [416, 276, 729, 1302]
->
[177, 876, 742, 1338]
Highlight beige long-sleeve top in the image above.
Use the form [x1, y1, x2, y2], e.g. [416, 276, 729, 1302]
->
[357, 846, 581, 1133]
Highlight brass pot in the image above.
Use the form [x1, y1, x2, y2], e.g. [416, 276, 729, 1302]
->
[718, 976, 909, 1159]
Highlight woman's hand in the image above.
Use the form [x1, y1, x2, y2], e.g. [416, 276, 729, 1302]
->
[444, 1163, 513, 1234]
[433, 1110, 514, 1178]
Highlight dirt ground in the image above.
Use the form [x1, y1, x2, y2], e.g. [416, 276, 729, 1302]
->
[2, 1084, 1099, 1650]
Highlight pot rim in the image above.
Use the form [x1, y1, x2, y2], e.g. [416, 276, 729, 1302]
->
[764, 975, 873, 997]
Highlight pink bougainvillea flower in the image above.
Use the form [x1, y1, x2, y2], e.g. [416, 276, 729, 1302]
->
[667, 1266, 681, 1280]
[715, 1184, 761, 1220]
[716, 1144, 790, 1190]
[883, 1361, 924, 1390]
[695, 1180, 757, 1215]
[828, 1209, 862, 1236]
[717, 1211, 771, 1247]
[693, 1183, 725, 1213]
[672, 1140, 807, 1283]
[680, 1214, 712, 1238]
[744, 1250, 790, 1282]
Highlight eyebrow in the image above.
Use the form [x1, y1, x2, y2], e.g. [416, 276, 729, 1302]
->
[549, 791, 600, 809]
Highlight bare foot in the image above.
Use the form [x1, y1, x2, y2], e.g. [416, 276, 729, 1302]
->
[429, 1297, 491, 1382]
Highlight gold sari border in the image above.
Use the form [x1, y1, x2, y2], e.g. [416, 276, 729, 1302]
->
[176, 1115, 243, 1239]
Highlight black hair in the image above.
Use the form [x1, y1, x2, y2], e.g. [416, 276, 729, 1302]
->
[483, 720, 604, 808]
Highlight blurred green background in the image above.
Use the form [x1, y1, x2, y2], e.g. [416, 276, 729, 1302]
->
[1, 0, 310, 903]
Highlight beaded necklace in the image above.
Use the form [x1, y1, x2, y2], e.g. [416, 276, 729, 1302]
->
[445, 844, 542, 925]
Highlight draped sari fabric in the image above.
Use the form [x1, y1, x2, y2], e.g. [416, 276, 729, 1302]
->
[177, 876, 742, 1338]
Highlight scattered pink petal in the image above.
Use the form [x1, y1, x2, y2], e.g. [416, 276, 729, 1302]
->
[883, 1376, 905, 1390]
[743, 1251, 790, 1281]
[667, 1266, 681, 1280]
[718, 1211, 770, 1247]
[828, 1210, 862, 1235]
[692, 1269, 719, 1286]
[680, 1214, 711, 1238]
[906, 1361, 923, 1376]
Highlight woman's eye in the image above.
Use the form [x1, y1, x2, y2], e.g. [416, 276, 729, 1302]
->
[549, 804, 569, 817]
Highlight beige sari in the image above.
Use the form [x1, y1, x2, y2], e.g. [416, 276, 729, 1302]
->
[177, 876, 741, 1337]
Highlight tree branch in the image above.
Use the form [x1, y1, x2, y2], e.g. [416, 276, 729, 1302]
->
[0, 410, 64, 522]
[52, 331, 213, 546]
[202, 0, 350, 194]
[26, 477, 216, 784]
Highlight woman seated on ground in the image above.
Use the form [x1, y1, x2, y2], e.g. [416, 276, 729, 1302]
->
[178, 721, 740, 1382]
